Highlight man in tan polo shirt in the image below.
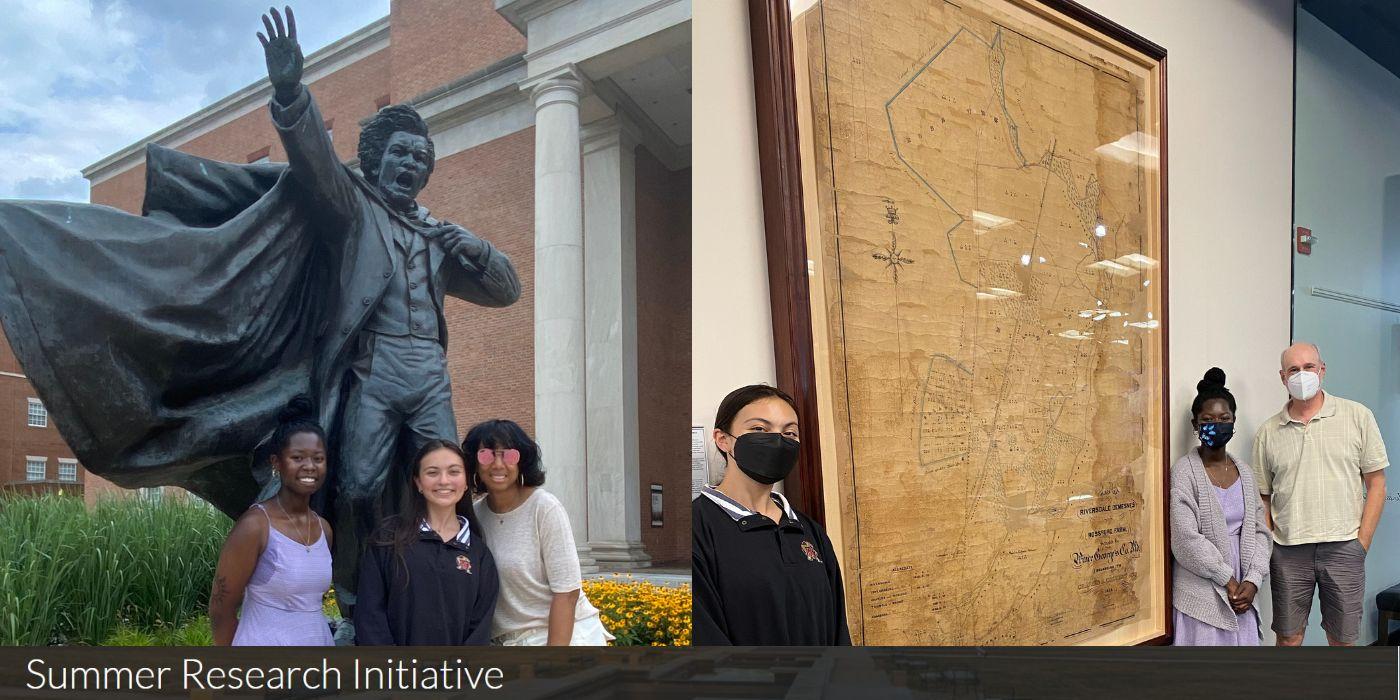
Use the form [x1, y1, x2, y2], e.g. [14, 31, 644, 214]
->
[1252, 342, 1388, 646]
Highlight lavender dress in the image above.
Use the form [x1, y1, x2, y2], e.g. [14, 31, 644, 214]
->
[1172, 479, 1260, 646]
[231, 504, 335, 646]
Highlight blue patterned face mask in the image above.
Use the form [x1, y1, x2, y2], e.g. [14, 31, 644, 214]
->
[1197, 421, 1235, 449]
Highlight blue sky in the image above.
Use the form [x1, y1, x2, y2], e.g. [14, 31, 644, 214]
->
[0, 1, 389, 202]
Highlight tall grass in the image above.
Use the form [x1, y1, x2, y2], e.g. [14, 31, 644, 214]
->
[0, 497, 79, 645]
[0, 493, 231, 645]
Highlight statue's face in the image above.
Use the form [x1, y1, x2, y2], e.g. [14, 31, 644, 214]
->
[376, 131, 431, 209]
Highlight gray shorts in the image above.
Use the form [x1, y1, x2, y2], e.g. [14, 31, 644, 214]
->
[1269, 539, 1367, 643]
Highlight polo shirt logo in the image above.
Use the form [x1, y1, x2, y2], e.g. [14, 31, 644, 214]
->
[800, 541, 822, 563]
[456, 554, 472, 574]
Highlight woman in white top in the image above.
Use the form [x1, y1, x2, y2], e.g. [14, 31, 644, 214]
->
[466, 419, 613, 646]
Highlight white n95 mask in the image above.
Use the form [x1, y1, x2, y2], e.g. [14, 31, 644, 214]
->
[1287, 370, 1320, 401]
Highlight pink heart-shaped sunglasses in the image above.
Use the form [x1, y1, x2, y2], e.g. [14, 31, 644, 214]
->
[477, 448, 521, 466]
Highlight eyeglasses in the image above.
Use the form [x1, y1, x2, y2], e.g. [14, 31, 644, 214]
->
[477, 448, 521, 467]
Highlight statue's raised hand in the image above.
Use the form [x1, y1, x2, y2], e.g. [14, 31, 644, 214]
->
[257, 6, 303, 102]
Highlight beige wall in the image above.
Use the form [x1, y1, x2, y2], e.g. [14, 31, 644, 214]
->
[691, 0, 776, 478]
[692, 0, 1295, 640]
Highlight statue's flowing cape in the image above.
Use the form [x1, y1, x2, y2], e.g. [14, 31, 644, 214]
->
[0, 145, 335, 515]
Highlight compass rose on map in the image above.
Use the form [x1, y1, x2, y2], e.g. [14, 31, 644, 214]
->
[873, 233, 915, 281]
[872, 199, 915, 281]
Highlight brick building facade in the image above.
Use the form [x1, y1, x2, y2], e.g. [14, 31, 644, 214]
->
[69, 0, 691, 566]
[0, 330, 81, 498]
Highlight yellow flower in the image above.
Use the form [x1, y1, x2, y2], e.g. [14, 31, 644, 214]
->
[582, 576, 691, 646]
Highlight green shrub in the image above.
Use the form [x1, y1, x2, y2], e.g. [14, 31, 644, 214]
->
[0, 493, 231, 645]
[102, 616, 213, 647]
[102, 626, 158, 647]
[167, 616, 214, 646]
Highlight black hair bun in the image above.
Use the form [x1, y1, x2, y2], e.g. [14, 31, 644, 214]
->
[1197, 367, 1227, 392]
[278, 394, 317, 423]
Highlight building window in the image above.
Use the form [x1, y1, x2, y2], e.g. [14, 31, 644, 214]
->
[140, 487, 163, 503]
[58, 460, 78, 483]
[25, 457, 46, 481]
[27, 398, 47, 428]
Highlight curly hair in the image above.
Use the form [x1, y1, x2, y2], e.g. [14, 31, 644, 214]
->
[463, 419, 545, 491]
[357, 103, 435, 182]
[1191, 367, 1237, 419]
[269, 394, 325, 456]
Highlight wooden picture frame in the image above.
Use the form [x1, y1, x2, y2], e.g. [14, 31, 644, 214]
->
[750, 0, 1170, 646]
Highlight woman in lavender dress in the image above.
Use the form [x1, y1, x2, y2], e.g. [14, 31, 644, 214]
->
[1169, 368, 1272, 645]
[209, 396, 334, 646]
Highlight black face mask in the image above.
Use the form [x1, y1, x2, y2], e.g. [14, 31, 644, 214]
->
[1198, 421, 1235, 449]
[726, 432, 800, 485]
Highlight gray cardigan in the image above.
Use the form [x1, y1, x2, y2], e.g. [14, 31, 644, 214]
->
[1169, 448, 1271, 632]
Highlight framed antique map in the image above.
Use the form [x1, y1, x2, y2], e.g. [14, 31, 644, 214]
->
[750, 0, 1169, 645]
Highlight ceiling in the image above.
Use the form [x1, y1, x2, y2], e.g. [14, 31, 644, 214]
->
[1301, 0, 1400, 80]
[609, 45, 692, 149]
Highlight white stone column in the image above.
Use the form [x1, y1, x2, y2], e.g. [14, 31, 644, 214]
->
[528, 66, 596, 572]
[582, 116, 651, 569]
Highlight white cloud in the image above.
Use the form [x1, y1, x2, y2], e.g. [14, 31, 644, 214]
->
[0, 0, 388, 202]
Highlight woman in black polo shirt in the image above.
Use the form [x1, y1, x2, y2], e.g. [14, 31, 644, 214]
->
[354, 439, 499, 645]
[693, 384, 851, 645]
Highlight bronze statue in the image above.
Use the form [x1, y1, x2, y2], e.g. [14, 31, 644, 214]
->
[0, 5, 519, 634]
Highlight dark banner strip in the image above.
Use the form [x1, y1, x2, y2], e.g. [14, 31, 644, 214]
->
[0, 647, 1394, 698]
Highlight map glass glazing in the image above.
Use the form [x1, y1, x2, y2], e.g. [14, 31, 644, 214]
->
[789, 0, 1167, 645]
